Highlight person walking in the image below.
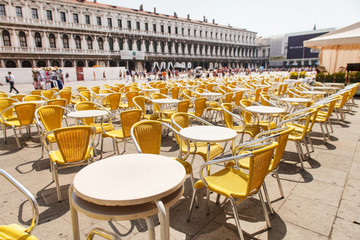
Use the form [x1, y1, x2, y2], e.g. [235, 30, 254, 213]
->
[8, 72, 19, 94]
[102, 71, 106, 81]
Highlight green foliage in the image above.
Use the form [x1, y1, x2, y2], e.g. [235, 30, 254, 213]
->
[299, 71, 306, 78]
[289, 72, 298, 79]
[348, 72, 360, 83]
[316, 72, 360, 83]
[333, 72, 346, 83]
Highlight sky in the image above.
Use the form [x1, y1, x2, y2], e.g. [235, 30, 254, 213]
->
[96, 0, 360, 37]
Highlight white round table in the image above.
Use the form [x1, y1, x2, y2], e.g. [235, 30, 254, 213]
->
[71, 154, 186, 240]
[67, 110, 108, 119]
[301, 91, 327, 95]
[14, 100, 46, 106]
[152, 99, 180, 105]
[180, 126, 237, 162]
[280, 97, 312, 103]
[246, 106, 286, 115]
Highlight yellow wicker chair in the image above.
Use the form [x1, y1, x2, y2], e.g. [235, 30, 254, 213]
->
[45, 125, 96, 201]
[0, 98, 18, 143]
[47, 98, 67, 107]
[189, 97, 207, 118]
[0, 103, 37, 148]
[187, 142, 278, 240]
[119, 91, 139, 110]
[100, 93, 121, 114]
[23, 95, 45, 101]
[35, 105, 70, 157]
[100, 109, 142, 158]
[41, 90, 56, 100]
[0, 169, 39, 240]
[133, 96, 158, 120]
[221, 103, 261, 147]
[10, 94, 26, 102]
[240, 99, 277, 131]
[171, 112, 224, 164]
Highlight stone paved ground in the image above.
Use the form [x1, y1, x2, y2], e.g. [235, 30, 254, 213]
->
[1, 80, 359, 239]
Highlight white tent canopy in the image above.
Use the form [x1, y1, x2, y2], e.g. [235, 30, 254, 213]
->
[304, 22, 360, 73]
[304, 22, 360, 48]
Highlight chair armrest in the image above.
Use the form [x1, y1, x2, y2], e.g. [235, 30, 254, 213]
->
[0, 169, 39, 233]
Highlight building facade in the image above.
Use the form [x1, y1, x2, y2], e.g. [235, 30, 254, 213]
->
[0, 0, 262, 71]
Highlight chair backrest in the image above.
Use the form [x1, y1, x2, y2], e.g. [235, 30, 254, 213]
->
[47, 98, 67, 107]
[322, 99, 337, 120]
[14, 103, 37, 125]
[23, 95, 43, 101]
[171, 87, 180, 99]
[159, 88, 168, 95]
[221, 103, 234, 129]
[270, 127, 294, 171]
[10, 94, 26, 102]
[75, 101, 96, 125]
[79, 90, 91, 102]
[193, 97, 207, 117]
[131, 120, 162, 154]
[36, 105, 66, 132]
[133, 96, 146, 116]
[0, 98, 17, 119]
[234, 91, 244, 106]
[105, 93, 121, 111]
[120, 109, 142, 138]
[91, 86, 100, 94]
[0, 93, 8, 98]
[126, 91, 139, 108]
[53, 126, 94, 163]
[177, 100, 190, 113]
[59, 90, 71, 105]
[240, 99, 255, 124]
[247, 142, 278, 195]
[31, 90, 42, 96]
[41, 90, 55, 100]
[99, 89, 113, 94]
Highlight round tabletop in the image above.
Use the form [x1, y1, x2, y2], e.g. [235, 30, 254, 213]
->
[230, 87, 248, 92]
[310, 86, 338, 91]
[280, 97, 312, 103]
[246, 106, 286, 114]
[67, 110, 108, 119]
[14, 100, 46, 105]
[180, 126, 237, 143]
[142, 88, 160, 92]
[152, 99, 180, 104]
[97, 93, 111, 97]
[301, 91, 327, 95]
[198, 92, 222, 97]
[73, 154, 186, 206]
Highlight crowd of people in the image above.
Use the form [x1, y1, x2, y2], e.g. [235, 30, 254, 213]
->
[32, 67, 65, 90]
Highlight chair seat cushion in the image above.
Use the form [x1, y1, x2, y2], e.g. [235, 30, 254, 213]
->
[0, 224, 38, 240]
[49, 147, 93, 165]
[103, 129, 125, 139]
[182, 142, 223, 161]
[195, 168, 248, 198]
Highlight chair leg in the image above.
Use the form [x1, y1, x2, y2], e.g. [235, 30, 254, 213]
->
[262, 182, 274, 215]
[13, 128, 21, 148]
[187, 188, 198, 221]
[2, 125, 7, 144]
[258, 189, 271, 229]
[189, 173, 198, 207]
[274, 170, 285, 198]
[303, 138, 311, 159]
[100, 137, 104, 159]
[328, 118, 334, 133]
[229, 196, 245, 240]
[319, 123, 327, 143]
[53, 163, 62, 201]
[294, 142, 304, 169]
[307, 134, 314, 153]
[324, 122, 331, 139]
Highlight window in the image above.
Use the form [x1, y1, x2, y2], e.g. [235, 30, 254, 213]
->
[73, 13, 79, 23]
[3, 30, 11, 47]
[194, 30, 196, 36]
[153, 24, 156, 32]
[35, 32, 42, 47]
[85, 15, 90, 24]
[175, 27, 178, 35]
[128, 39, 132, 50]
[0, 5, 6, 16]
[31, 8, 38, 19]
[145, 40, 149, 52]
[117, 19, 122, 28]
[98, 37, 103, 50]
[160, 25, 164, 33]
[181, 28, 184, 35]
[200, 31, 202, 37]
[15, 7, 22, 18]
[127, 20, 131, 29]
[168, 26, 171, 34]
[108, 37, 113, 50]
[153, 40, 157, 52]
[96, 16, 101, 26]
[87, 36, 93, 50]
[75, 35, 81, 49]
[107, 18, 112, 27]
[62, 35, 69, 48]
[188, 29, 190, 35]
[205, 31, 208, 38]
[211, 32, 213, 38]
[60, 12, 66, 22]
[46, 10, 53, 21]
[145, 23, 148, 31]
[49, 33, 56, 48]
[161, 42, 165, 53]
[118, 38, 123, 50]
[136, 21, 140, 30]
[136, 39, 141, 51]
[19, 31, 27, 47]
